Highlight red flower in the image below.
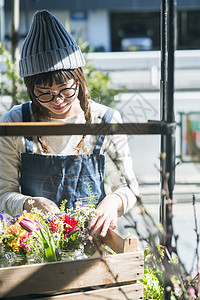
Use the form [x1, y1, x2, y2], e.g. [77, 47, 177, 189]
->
[63, 214, 78, 236]
[49, 219, 60, 233]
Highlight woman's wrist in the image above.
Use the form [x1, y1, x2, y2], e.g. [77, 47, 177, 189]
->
[23, 197, 32, 211]
[112, 193, 124, 210]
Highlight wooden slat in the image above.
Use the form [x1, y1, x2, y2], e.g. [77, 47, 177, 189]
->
[0, 251, 144, 298]
[0, 121, 174, 136]
[44, 282, 143, 300]
[101, 229, 138, 253]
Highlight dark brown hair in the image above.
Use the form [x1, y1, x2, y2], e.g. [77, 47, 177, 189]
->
[24, 68, 91, 154]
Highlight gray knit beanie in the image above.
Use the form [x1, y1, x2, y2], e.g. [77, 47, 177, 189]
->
[19, 10, 85, 77]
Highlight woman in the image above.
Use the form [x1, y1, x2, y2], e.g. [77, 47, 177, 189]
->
[0, 10, 139, 237]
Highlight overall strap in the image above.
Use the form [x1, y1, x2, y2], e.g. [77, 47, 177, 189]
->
[93, 107, 114, 154]
[22, 102, 33, 153]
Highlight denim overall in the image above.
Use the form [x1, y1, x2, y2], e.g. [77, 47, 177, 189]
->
[20, 102, 114, 208]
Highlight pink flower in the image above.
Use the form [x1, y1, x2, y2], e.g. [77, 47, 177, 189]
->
[172, 199, 177, 204]
[188, 287, 196, 297]
[160, 264, 165, 271]
[20, 233, 31, 250]
[19, 218, 36, 232]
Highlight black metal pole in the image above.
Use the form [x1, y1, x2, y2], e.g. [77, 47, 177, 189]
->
[166, 0, 176, 251]
[164, 0, 176, 299]
[160, 0, 168, 240]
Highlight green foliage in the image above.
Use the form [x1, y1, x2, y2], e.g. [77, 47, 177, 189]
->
[84, 181, 96, 207]
[140, 244, 195, 299]
[0, 43, 29, 108]
[141, 265, 164, 300]
[140, 244, 164, 300]
[85, 64, 120, 108]
[59, 199, 68, 213]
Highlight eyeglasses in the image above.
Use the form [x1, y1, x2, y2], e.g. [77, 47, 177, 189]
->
[33, 81, 78, 103]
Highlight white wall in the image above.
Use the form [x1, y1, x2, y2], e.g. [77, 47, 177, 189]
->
[68, 11, 88, 42]
[87, 10, 110, 51]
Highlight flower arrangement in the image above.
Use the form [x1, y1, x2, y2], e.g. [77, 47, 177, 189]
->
[0, 199, 96, 267]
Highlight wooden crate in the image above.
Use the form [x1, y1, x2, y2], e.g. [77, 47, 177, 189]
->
[0, 229, 144, 299]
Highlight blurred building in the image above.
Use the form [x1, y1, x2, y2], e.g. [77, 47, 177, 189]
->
[3, 0, 200, 52]
[0, 0, 4, 42]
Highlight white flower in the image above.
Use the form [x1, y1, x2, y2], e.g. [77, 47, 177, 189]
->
[97, 210, 103, 216]
[42, 214, 48, 220]
[88, 235, 93, 242]
[53, 232, 60, 241]
[79, 216, 85, 222]
[31, 207, 42, 215]
[81, 207, 86, 212]
[28, 199, 35, 205]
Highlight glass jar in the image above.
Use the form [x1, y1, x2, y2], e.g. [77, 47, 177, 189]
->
[0, 253, 13, 267]
[11, 252, 27, 266]
[61, 248, 87, 262]
[27, 252, 44, 265]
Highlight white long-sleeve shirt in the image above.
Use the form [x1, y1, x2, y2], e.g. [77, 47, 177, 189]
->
[0, 101, 139, 216]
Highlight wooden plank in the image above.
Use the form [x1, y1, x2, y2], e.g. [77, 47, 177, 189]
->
[101, 229, 138, 253]
[43, 282, 143, 300]
[0, 251, 144, 298]
[0, 121, 172, 136]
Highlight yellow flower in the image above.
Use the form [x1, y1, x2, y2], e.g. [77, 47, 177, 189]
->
[8, 237, 20, 253]
[18, 212, 35, 221]
[8, 229, 27, 253]
[18, 212, 42, 223]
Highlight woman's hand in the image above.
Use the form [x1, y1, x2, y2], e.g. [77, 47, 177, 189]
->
[23, 197, 60, 214]
[89, 194, 123, 237]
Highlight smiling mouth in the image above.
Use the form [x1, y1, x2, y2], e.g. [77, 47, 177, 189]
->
[53, 104, 68, 110]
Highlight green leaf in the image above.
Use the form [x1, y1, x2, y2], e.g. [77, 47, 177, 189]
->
[39, 227, 57, 262]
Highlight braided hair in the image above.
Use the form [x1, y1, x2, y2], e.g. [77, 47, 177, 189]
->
[24, 68, 92, 154]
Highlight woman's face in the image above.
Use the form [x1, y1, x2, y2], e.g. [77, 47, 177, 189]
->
[33, 78, 79, 119]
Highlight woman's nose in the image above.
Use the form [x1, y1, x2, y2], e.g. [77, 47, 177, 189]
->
[53, 94, 64, 103]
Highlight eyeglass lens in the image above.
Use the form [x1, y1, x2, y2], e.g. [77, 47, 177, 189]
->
[38, 88, 76, 102]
